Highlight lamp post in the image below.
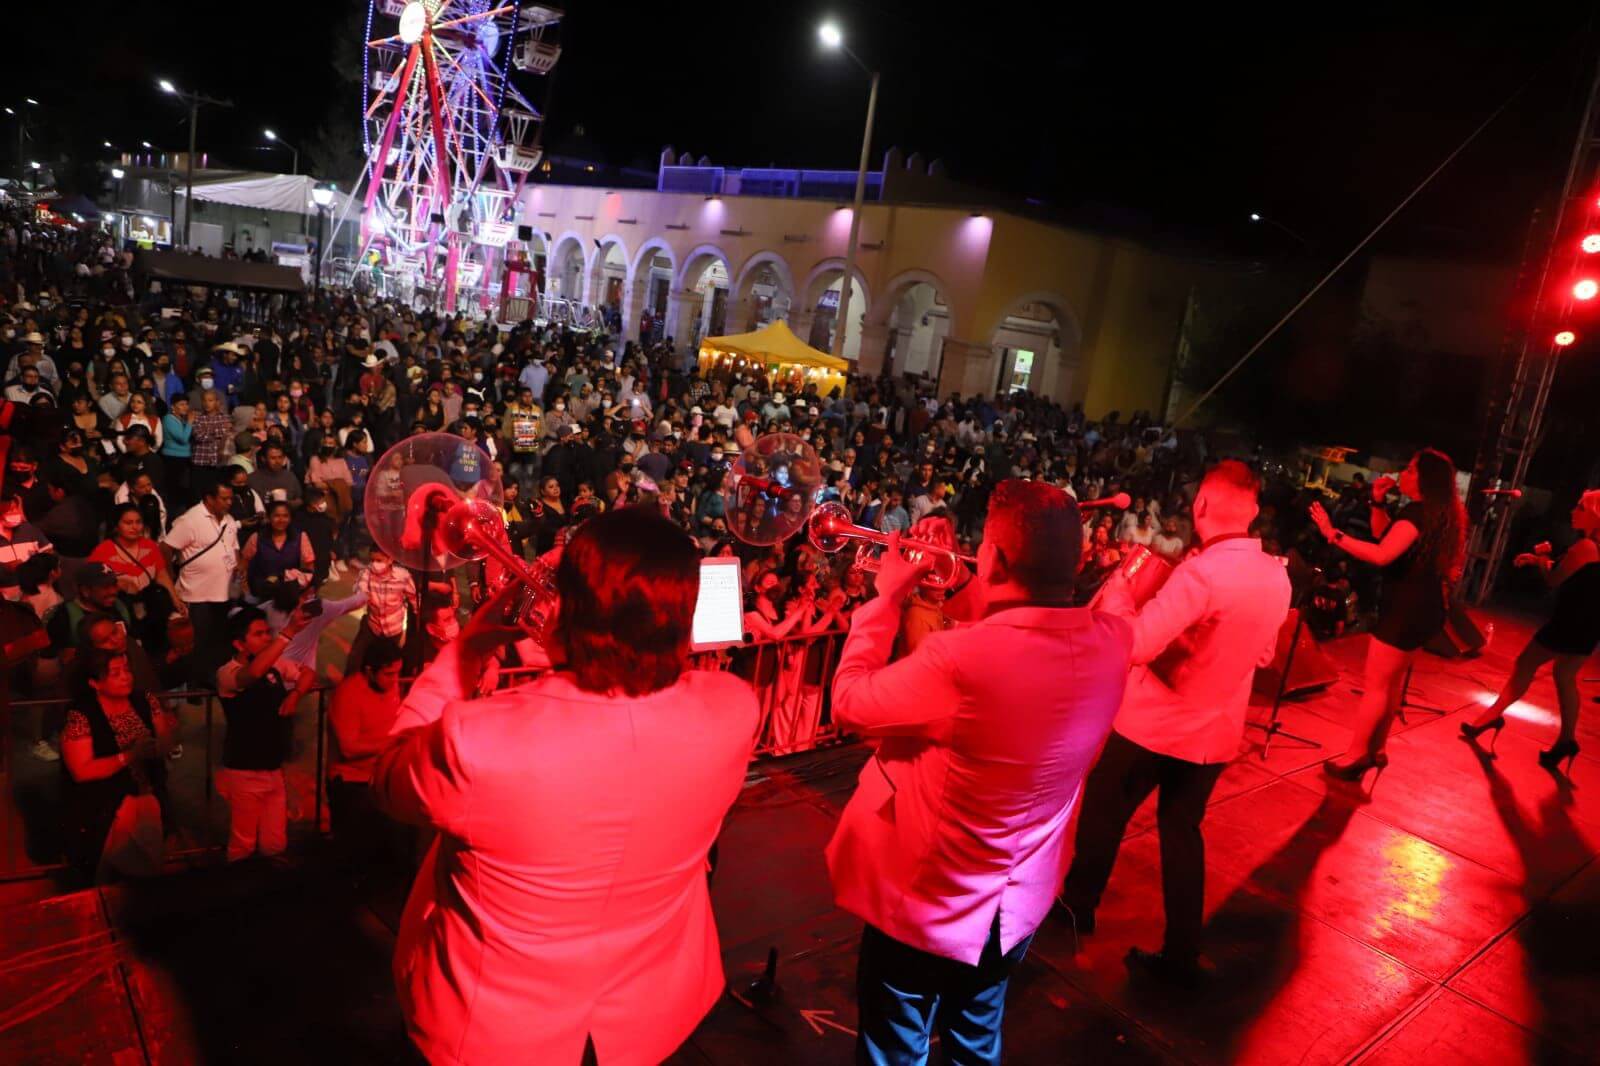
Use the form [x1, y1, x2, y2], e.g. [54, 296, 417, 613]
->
[1248, 212, 1311, 250]
[263, 128, 300, 175]
[311, 183, 336, 296]
[159, 77, 233, 248]
[819, 20, 880, 362]
[6, 98, 38, 193]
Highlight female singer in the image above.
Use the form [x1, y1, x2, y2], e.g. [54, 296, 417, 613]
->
[372, 506, 759, 1065]
[1460, 489, 1600, 772]
[1310, 448, 1467, 781]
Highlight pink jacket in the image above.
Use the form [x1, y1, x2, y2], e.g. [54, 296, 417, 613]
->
[1100, 536, 1291, 764]
[827, 597, 1132, 964]
[372, 644, 758, 1065]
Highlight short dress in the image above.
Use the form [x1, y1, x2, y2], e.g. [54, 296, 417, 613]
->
[1535, 560, 1600, 655]
[1371, 503, 1449, 652]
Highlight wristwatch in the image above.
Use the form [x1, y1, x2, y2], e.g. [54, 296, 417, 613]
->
[1333, 531, 1346, 544]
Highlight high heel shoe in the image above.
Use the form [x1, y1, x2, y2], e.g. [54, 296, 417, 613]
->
[1460, 715, 1506, 750]
[1322, 751, 1390, 784]
[1538, 739, 1581, 774]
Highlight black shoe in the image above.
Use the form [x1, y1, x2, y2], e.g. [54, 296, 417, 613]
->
[1459, 715, 1505, 749]
[1538, 739, 1581, 774]
[1322, 751, 1389, 784]
[1124, 947, 1210, 988]
[1054, 895, 1094, 935]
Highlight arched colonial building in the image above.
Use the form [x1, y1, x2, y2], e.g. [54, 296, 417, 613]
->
[513, 157, 1194, 416]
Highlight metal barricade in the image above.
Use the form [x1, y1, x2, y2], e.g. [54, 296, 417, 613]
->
[0, 632, 850, 879]
[1, 685, 335, 880]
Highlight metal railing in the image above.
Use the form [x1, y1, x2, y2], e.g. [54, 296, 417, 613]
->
[0, 631, 850, 880]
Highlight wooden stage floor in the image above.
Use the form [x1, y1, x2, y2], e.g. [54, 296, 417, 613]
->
[2, 610, 1597, 1064]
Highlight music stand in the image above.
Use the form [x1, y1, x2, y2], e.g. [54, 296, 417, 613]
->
[1246, 584, 1323, 759]
[1394, 661, 1453, 722]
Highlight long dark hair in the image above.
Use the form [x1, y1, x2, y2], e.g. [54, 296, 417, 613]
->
[553, 504, 698, 697]
[1412, 448, 1467, 582]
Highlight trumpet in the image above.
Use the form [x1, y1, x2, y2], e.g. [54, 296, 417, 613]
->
[808, 502, 977, 590]
[365, 432, 562, 645]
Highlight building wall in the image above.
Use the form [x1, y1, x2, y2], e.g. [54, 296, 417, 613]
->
[514, 184, 1194, 416]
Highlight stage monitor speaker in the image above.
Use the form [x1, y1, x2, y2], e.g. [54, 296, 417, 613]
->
[1424, 603, 1489, 658]
[1253, 608, 1339, 699]
[516, 224, 534, 241]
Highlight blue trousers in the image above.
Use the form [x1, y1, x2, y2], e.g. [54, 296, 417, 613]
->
[855, 917, 1033, 1066]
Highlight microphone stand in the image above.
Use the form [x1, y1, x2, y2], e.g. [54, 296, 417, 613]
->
[1246, 575, 1323, 759]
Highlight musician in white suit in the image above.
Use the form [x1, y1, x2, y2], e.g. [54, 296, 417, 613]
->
[1060, 459, 1290, 987]
[827, 479, 1132, 1065]
[372, 506, 758, 1065]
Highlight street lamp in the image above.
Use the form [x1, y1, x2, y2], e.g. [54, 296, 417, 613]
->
[263, 128, 300, 175]
[1248, 211, 1310, 249]
[311, 183, 336, 295]
[818, 19, 880, 363]
[156, 77, 234, 247]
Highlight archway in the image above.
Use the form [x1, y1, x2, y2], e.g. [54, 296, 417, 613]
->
[986, 292, 1081, 402]
[879, 270, 953, 380]
[586, 235, 629, 314]
[669, 245, 733, 350]
[547, 234, 587, 304]
[731, 252, 796, 331]
[799, 259, 870, 362]
[625, 238, 677, 344]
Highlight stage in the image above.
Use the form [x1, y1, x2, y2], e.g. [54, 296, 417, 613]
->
[2, 609, 1597, 1064]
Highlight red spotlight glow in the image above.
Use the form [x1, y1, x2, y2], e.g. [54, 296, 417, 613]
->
[1576, 279, 1600, 301]
[1583, 234, 1600, 254]
[1555, 330, 1578, 347]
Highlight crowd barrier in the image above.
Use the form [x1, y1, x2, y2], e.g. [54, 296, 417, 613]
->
[0, 631, 851, 880]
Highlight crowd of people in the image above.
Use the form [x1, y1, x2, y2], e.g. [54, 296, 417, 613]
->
[5, 199, 1600, 1065]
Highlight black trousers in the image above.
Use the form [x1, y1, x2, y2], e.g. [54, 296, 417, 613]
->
[1061, 731, 1226, 962]
[186, 601, 233, 690]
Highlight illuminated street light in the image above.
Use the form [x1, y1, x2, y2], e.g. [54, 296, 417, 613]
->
[311, 183, 336, 208]
[1555, 330, 1578, 347]
[158, 78, 177, 95]
[140, 140, 153, 149]
[111, 167, 124, 179]
[1582, 233, 1600, 254]
[817, 18, 877, 360]
[1575, 279, 1599, 301]
[23, 98, 38, 106]
[262, 127, 300, 175]
[1250, 212, 1262, 221]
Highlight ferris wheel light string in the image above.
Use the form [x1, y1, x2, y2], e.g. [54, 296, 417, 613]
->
[362, 0, 376, 154]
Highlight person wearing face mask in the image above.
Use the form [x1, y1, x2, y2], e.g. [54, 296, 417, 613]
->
[351, 545, 418, 675]
[308, 434, 354, 533]
[0, 494, 55, 609]
[326, 638, 405, 869]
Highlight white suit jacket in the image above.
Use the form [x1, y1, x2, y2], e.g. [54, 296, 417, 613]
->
[1102, 535, 1291, 764]
[372, 645, 758, 1066]
[826, 596, 1131, 964]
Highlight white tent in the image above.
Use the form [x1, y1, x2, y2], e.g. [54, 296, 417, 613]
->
[174, 171, 355, 214]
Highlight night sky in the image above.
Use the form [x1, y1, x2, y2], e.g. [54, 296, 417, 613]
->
[4, 3, 1595, 258]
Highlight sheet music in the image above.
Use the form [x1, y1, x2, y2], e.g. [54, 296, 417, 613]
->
[692, 559, 744, 649]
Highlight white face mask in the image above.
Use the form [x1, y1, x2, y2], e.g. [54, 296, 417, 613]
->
[198, 378, 214, 389]
[289, 388, 302, 398]
[102, 347, 115, 357]
[120, 336, 133, 348]
[369, 560, 392, 576]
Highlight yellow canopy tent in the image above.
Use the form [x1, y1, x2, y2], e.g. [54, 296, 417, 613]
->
[699, 319, 849, 397]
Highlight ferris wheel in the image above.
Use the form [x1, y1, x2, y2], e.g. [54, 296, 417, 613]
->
[356, 0, 563, 311]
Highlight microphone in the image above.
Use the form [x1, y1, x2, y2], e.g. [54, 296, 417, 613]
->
[1078, 492, 1133, 511]
[1479, 488, 1523, 499]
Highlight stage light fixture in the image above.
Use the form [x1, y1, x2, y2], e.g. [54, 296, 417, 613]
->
[1555, 330, 1577, 347]
[1583, 234, 1600, 254]
[1574, 279, 1598, 301]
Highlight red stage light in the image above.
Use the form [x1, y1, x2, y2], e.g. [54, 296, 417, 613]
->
[1555, 330, 1577, 347]
[1583, 234, 1600, 254]
[1575, 279, 1600, 301]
